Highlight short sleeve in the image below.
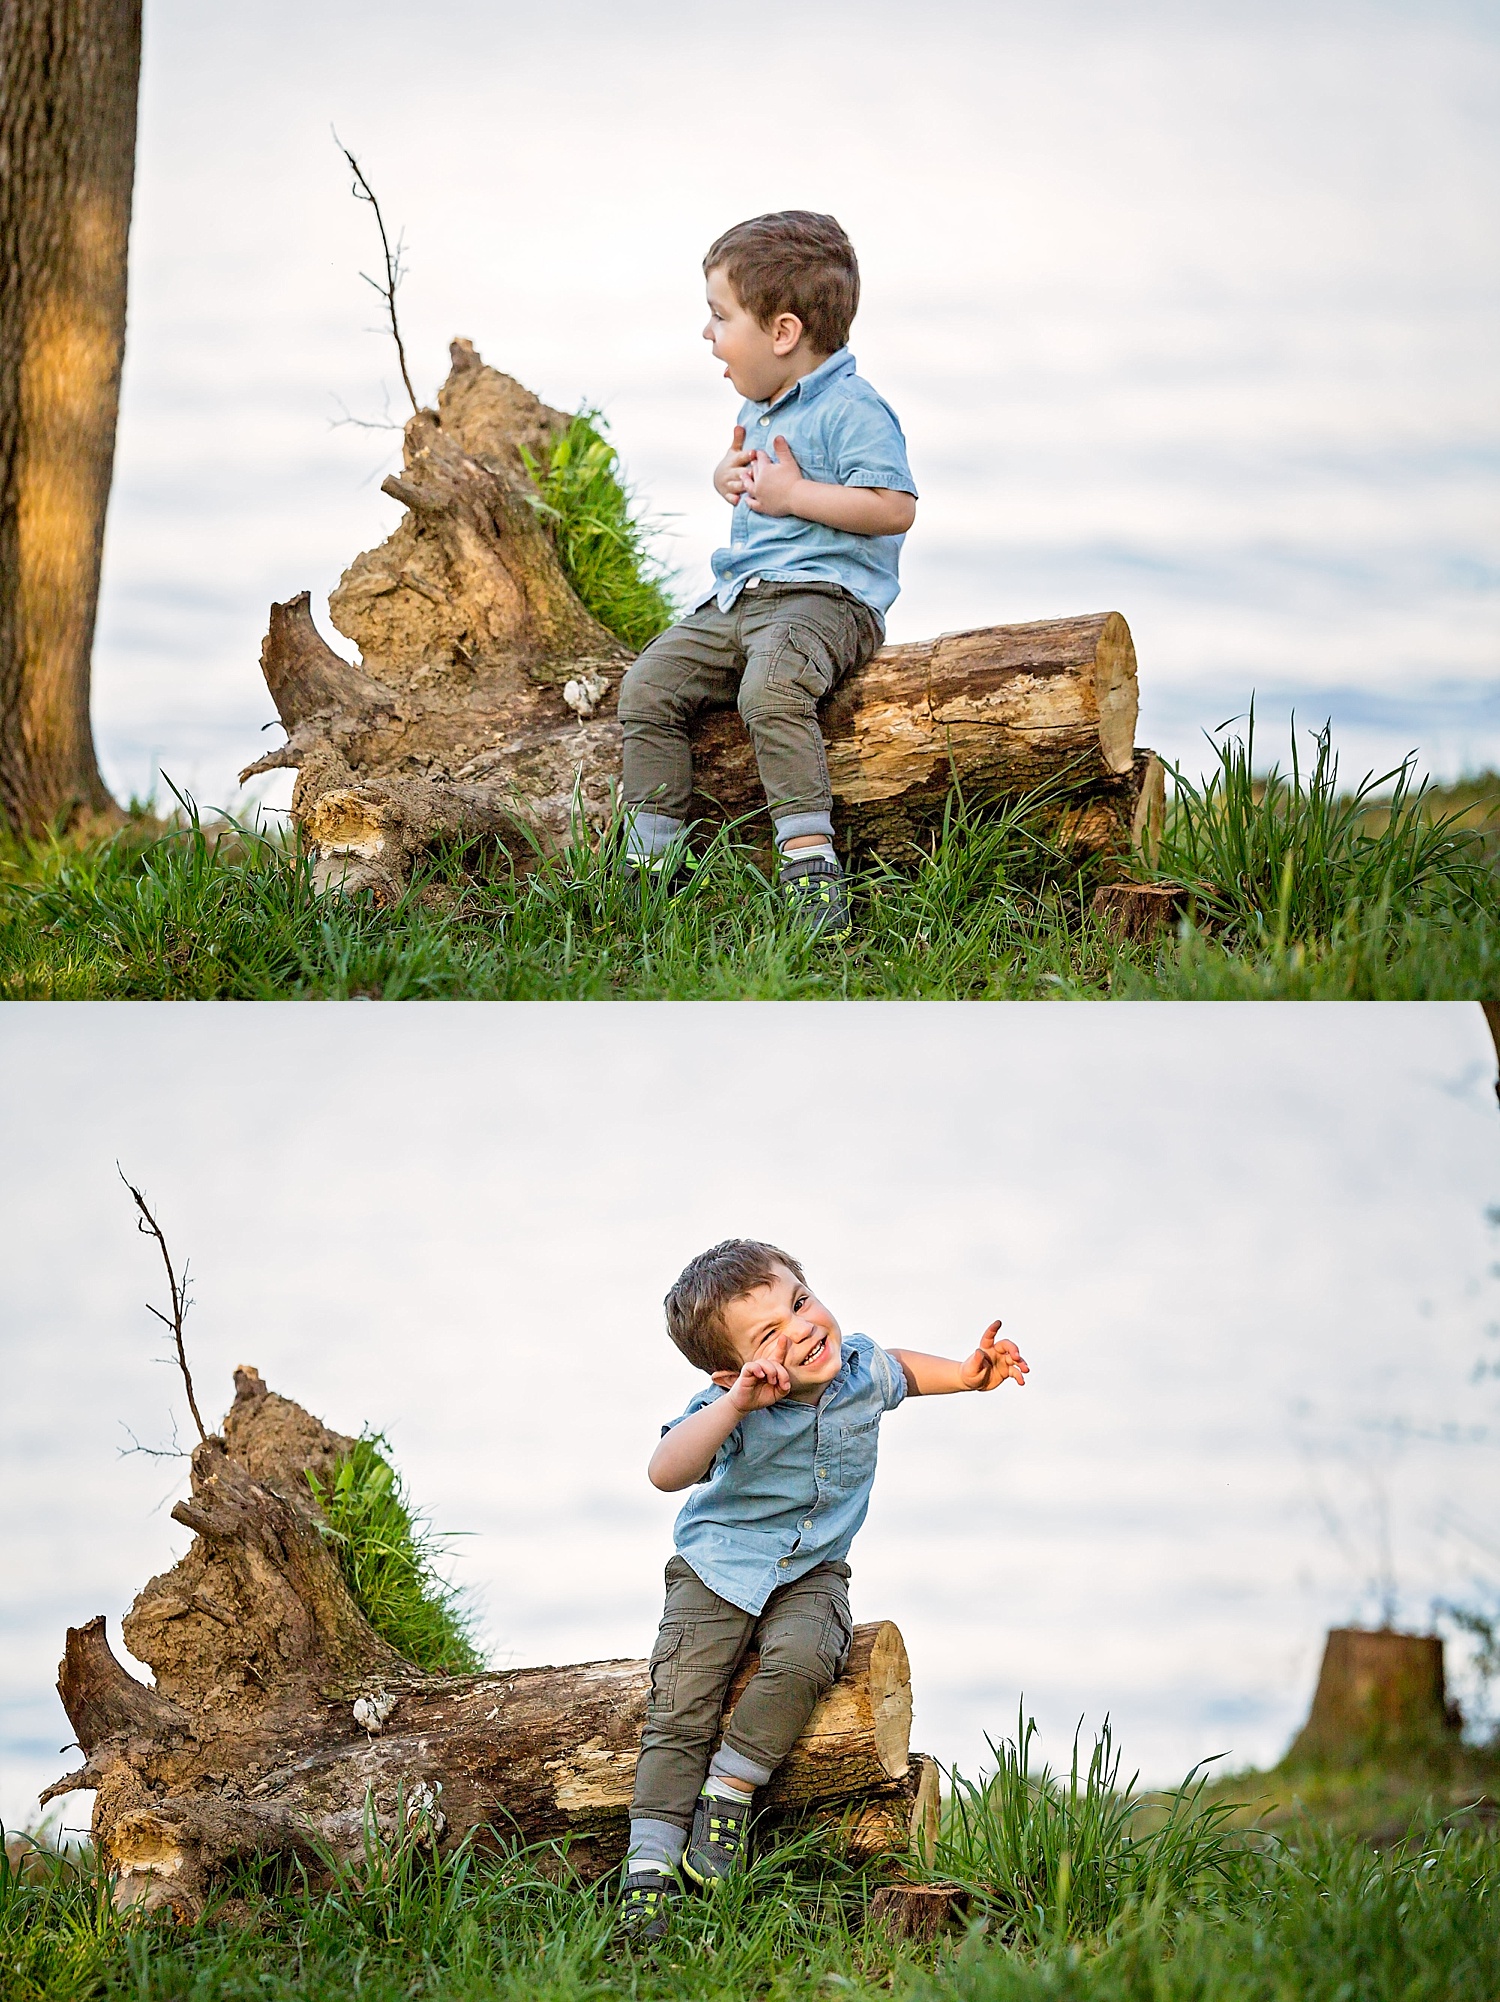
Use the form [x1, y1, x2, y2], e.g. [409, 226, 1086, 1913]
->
[865, 1340, 909, 1412]
[660, 1384, 741, 1482]
[830, 391, 917, 497]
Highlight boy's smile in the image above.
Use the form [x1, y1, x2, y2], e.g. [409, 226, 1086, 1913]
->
[715, 1264, 844, 1403]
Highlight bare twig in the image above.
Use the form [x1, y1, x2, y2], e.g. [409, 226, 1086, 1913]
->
[334, 131, 419, 416]
[118, 1168, 209, 1444]
[117, 1416, 189, 1461]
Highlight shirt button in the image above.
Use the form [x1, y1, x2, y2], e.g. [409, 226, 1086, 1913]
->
[778, 1558, 789, 1567]
[802, 1519, 813, 1529]
[817, 1468, 827, 1478]
[758, 416, 770, 426]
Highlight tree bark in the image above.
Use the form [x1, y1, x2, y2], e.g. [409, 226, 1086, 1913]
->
[45, 1368, 939, 1917]
[1282, 1627, 1462, 1768]
[241, 342, 1160, 900]
[0, 0, 137, 833]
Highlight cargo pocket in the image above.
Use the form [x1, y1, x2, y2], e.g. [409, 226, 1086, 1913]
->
[648, 1624, 688, 1711]
[817, 1593, 855, 1682]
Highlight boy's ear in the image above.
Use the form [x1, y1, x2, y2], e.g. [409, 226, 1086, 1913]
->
[770, 311, 805, 356]
[710, 1369, 740, 1388]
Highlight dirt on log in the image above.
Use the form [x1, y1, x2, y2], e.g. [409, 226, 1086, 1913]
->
[44, 1367, 938, 1918]
[239, 339, 1162, 900]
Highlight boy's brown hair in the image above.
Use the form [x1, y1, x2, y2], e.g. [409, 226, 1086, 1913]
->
[703, 211, 860, 358]
[665, 1238, 808, 1375]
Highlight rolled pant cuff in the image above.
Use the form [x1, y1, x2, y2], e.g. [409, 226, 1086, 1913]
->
[624, 808, 686, 861]
[709, 1744, 775, 1789]
[626, 1817, 689, 1866]
[772, 811, 836, 850]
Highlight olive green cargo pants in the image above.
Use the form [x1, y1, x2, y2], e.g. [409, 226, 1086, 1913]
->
[630, 1555, 854, 1828]
[617, 583, 882, 831]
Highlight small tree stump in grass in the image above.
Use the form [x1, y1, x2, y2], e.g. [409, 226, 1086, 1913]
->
[869, 1881, 969, 1941]
[1283, 1628, 1462, 1767]
[1091, 880, 1193, 941]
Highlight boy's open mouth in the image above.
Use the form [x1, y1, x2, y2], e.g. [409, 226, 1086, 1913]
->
[801, 1335, 828, 1366]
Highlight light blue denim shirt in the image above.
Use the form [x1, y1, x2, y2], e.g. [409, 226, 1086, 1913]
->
[664, 1333, 908, 1614]
[710, 349, 917, 620]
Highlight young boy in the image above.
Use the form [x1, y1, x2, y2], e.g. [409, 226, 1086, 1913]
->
[620, 1239, 1029, 1938]
[617, 212, 918, 940]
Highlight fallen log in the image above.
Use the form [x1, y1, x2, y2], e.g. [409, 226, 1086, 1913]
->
[239, 340, 1161, 899]
[44, 1368, 937, 1917]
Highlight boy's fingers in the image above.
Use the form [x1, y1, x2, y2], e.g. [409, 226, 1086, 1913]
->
[732, 424, 746, 450]
[772, 434, 800, 466]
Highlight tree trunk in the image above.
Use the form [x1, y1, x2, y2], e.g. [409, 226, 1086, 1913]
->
[0, 0, 137, 833]
[44, 1368, 939, 1918]
[1282, 1627, 1462, 1767]
[240, 342, 1160, 900]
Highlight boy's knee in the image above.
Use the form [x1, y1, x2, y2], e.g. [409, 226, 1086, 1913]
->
[617, 652, 678, 727]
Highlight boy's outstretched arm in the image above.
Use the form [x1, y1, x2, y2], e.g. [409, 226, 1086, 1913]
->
[648, 1337, 792, 1490]
[888, 1321, 1029, 1396]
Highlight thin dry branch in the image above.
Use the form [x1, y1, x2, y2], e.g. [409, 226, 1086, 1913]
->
[117, 1169, 208, 1444]
[334, 133, 419, 416]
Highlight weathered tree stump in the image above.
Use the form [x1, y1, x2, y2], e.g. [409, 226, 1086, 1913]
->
[1090, 879, 1191, 941]
[868, 1880, 969, 1941]
[1283, 1628, 1462, 1767]
[44, 1368, 938, 1917]
[239, 340, 1162, 899]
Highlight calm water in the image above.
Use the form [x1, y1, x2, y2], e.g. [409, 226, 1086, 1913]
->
[91, 0, 1500, 814]
[3, 1003, 1496, 1832]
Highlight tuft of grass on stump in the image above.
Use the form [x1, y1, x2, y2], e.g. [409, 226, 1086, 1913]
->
[307, 1433, 483, 1675]
[522, 410, 677, 650]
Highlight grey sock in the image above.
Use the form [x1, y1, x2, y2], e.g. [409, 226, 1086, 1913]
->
[780, 842, 838, 872]
[625, 1817, 686, 1873]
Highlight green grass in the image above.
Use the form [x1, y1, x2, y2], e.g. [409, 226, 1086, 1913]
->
[522, 410, 678, 649]
[1151, 706, 1496, 945]
[307, 1432, 483, 1675]
[933, 1712, 1256, 1941]
[5, 1713, 1496, 2001]
[1, 725, 1496, 1000]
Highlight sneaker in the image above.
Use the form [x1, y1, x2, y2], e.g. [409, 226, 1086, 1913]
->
[628, 854, 697, 908]
[683, 1788, 753, 1886]
[778, 851, 852, 939]
[617, 1865, 681, 1942]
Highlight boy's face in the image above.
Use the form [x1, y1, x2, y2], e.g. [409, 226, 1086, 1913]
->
[703, 266, 813, 403]
[715, 1264, 844, 1402]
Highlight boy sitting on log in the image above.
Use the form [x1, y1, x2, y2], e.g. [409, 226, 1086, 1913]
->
[618, 212, 919, 940]
[620, 1239, 1028, 1939]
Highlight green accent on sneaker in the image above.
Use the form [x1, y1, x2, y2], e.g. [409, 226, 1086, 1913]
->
[618, 1867, 681, 1940]
[778, 852, 851, 938]
[682, 1789, 753, 1885]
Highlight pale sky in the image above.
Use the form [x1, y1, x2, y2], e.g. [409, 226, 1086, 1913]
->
[90, 0, 1499, 814]
[4, 1002, 1497, 1834]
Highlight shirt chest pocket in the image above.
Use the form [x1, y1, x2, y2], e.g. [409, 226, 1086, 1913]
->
[834, 1414, 881, 1490]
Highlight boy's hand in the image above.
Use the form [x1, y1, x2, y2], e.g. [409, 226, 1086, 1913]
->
[713, 425, 752, 505]
[744, 436, 805, 516]
[712, 1334, 793, 1412]
[959, 1321, 1029, 1392]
